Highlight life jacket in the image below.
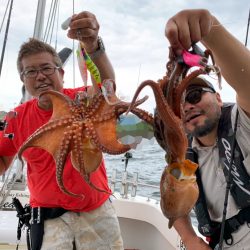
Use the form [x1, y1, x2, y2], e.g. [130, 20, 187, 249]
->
[186, 103, 250, 247]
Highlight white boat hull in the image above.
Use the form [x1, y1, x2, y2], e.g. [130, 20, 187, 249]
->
[0, 191, 182, 249]
[113, 194, 182, 250]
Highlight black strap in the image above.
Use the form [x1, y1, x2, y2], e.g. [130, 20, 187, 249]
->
[26, 228, 31, 250]
[209, 206, 250, 248]
[186, 145, 221, 237]
[195, 168, 220, 236]
[30, 222, 44, 250]
[12, 198, 31, 250]
[30, 207, 68, 250]
[31, 207, 68, 222]
[225, 206, 250, 234]
[13, 195, 69, 250]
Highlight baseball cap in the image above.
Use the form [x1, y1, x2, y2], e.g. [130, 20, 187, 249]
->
[187, 77, 216, 92]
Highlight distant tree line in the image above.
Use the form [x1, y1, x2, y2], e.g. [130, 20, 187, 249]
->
[0, 111, 7, 120]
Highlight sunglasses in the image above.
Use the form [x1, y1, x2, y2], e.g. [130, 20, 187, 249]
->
[185, 87, 215, 104]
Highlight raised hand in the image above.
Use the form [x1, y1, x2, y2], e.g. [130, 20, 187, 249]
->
[67, 11, 100, 53]
[165, 9, 214, 54]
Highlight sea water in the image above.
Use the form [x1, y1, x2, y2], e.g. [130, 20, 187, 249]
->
[104, 139, 166, 200]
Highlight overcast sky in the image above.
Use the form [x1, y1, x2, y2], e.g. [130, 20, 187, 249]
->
[0, 0, 249, 112]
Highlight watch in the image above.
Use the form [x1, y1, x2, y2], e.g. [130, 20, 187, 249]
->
[88, 36, 105, 59]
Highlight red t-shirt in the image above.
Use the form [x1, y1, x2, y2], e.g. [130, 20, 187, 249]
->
[0, 87, 110, 211]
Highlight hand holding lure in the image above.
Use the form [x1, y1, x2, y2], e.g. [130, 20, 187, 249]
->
[62, 16, 101, 90]
[62, 16, 119, 104]
[177, 44, 221, 89]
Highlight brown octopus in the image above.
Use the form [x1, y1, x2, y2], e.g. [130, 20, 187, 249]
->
[127, 46, 221, 228]
[18, 80, 153, 198]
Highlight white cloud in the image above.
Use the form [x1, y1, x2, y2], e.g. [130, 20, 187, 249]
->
[0, 0, 249, 111]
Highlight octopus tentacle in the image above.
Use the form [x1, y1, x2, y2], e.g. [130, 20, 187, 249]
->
[39, 90, 74, 118]
[70, 122, 85, 174]
[115, 106, 154, 126]
[56, 126, 83, 198]
[119, 96, 149, 109]
[87, 119, 133, 154]
[83, 174, 112, 195]
[165, 63, 184, 108]
[174, 68, 205, 118]
[127, 79, 187, 162]
[204, 49, 222, 87]
[18, 117, 73, 160]
[78, 94, 103, 116]
[69, 123, 110, 194]
[93, 109, 115, 122]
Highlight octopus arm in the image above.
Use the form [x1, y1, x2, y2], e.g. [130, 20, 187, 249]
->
[127, 80, 187, 162]
[39, 90, 74, 119]
[55, 130, 83, 198]
[115, 104, 154, 126]
[71, 148, 103, 174]
[122, 95, 149, 107]
[70, 133, 103, 174]
[92, 118, 132, 154]
[18, 122, 70, 162]
[174, 69, 205, 118]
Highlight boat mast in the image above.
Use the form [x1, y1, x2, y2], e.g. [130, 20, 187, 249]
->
[33, 0, 46, 40]
[22, 0, 47, 102]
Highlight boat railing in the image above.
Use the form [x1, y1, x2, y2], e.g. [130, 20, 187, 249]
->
[0, 156, 26, 208]
[108, 152, 160, 202]
[0, 151, 161, 209]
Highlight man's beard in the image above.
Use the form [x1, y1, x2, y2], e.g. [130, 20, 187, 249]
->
[186, 107, 221, 138]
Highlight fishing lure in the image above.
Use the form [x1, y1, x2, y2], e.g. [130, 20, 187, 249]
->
[76, 43, 88, 86]
[181, 45, 220, 75]
[78, 43, 102, 87]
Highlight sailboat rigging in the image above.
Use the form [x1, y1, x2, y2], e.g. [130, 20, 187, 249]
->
[23, 0, 73, 102]
[0, 0, 13, 77]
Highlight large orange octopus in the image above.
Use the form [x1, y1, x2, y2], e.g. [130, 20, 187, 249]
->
[18, 80, 153, 197]
[127, 46, 220, 228]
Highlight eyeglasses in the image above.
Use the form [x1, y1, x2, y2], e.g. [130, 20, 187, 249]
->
[185, 87, 215, 104]
[21, 66, 61, 78]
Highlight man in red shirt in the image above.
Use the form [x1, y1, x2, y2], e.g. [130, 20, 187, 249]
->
[0, 11, 123, 250]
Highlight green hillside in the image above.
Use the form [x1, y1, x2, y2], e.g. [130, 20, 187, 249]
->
[0, 111, 7, 120]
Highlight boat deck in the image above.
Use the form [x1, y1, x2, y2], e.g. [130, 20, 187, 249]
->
[0, 244, 26, 249]
[0, 245, 139, 250]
